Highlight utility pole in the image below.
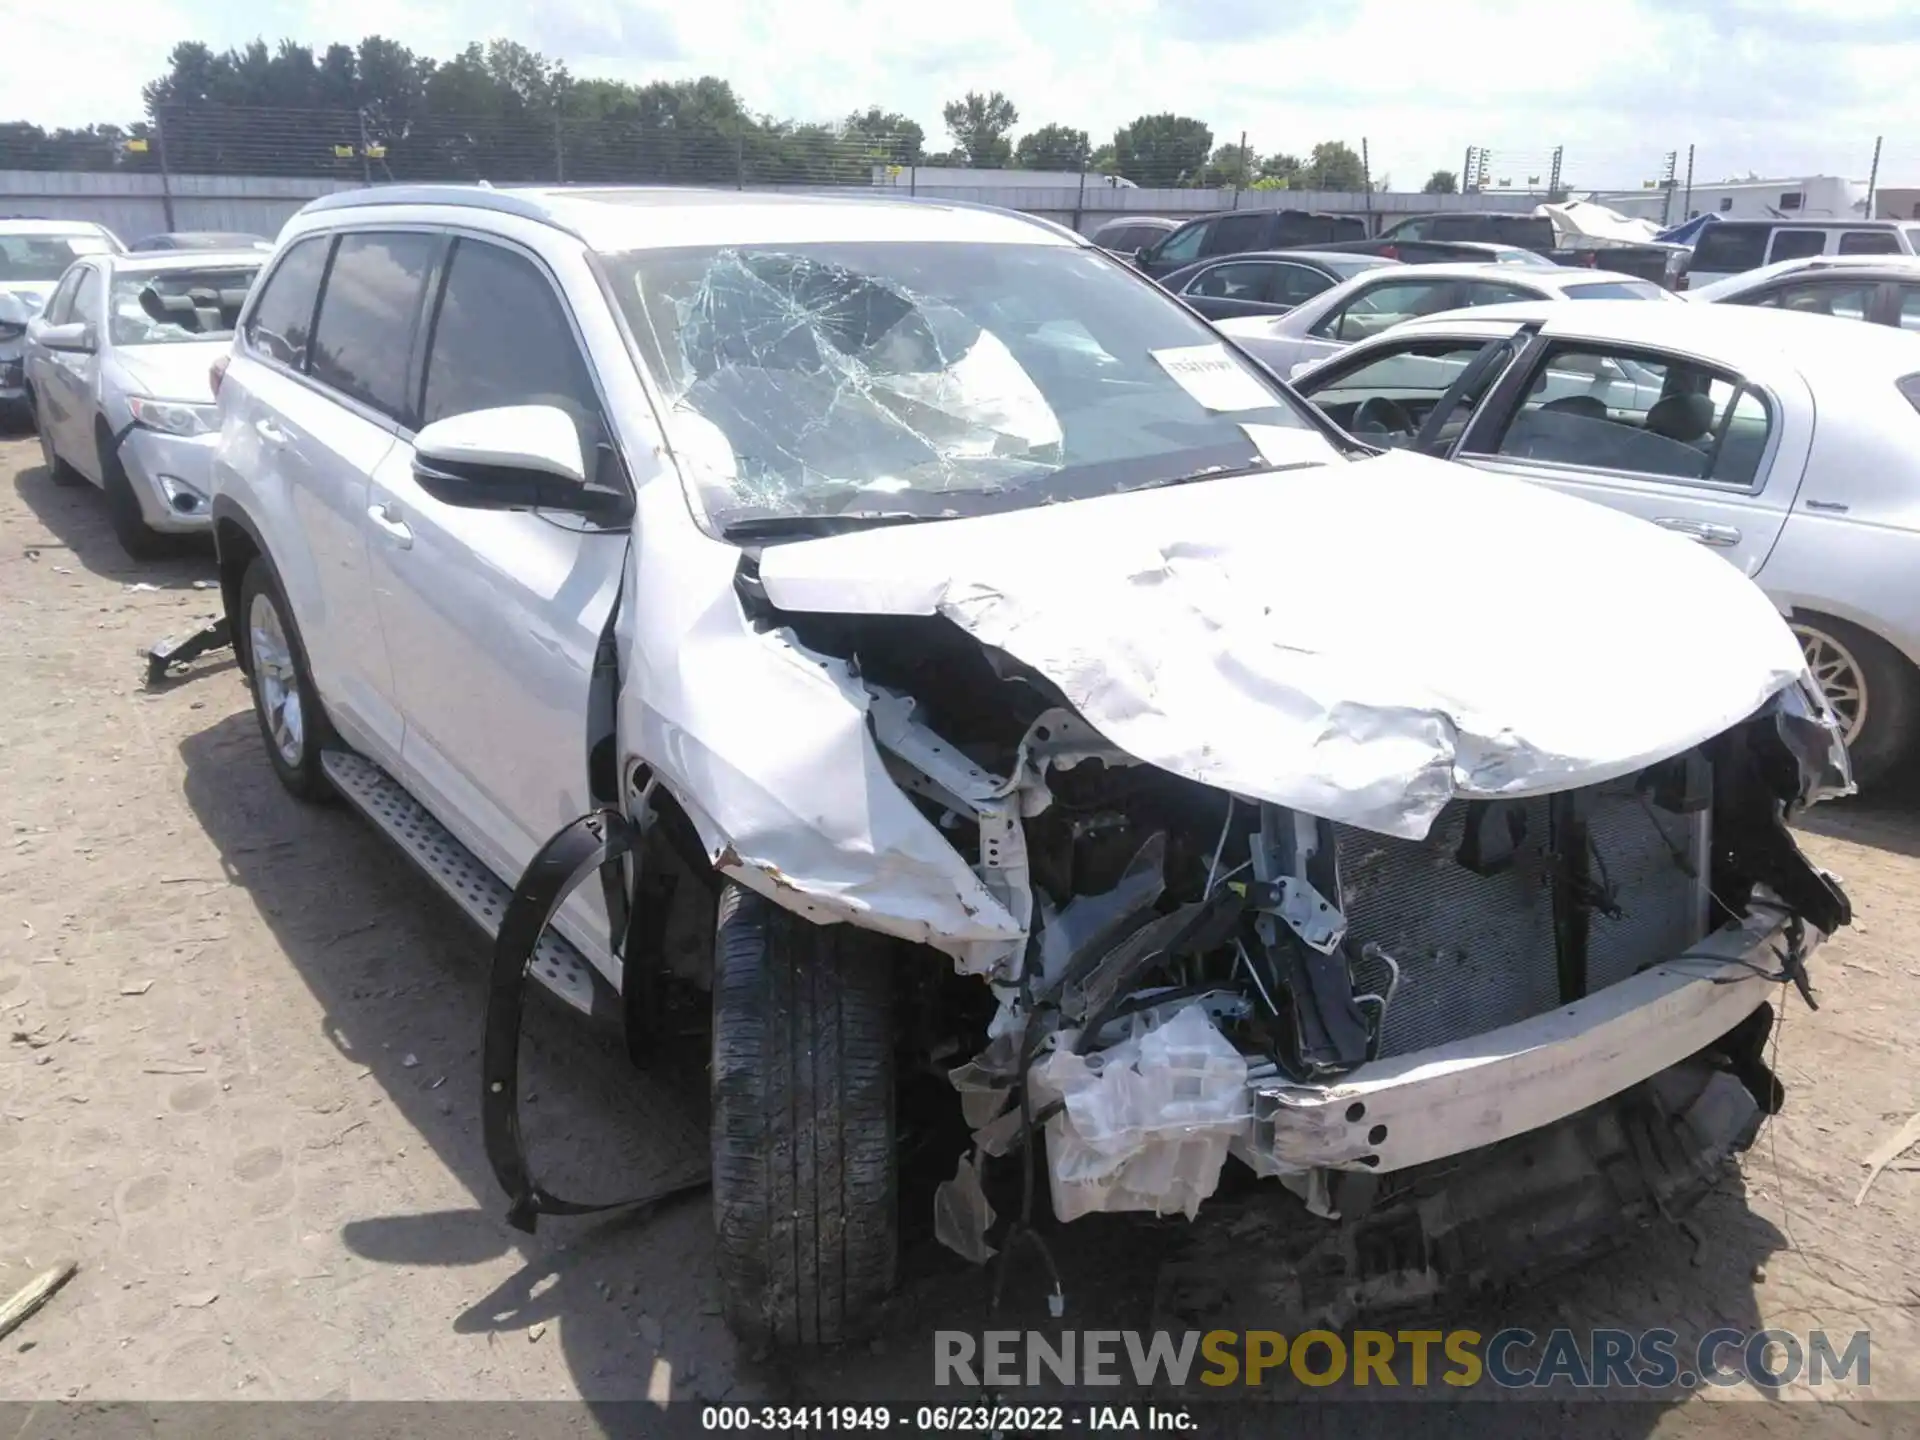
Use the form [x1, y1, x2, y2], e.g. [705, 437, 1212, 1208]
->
[1866, 136, 1883, 218]
[1681, 144, 1695, 219]
[1462, 145, 1476, 195]
[1362, 136, 1374, 228]
[1659, 150, 1678, 225]
[153, 108, 177, 231]
[1548, 145, 1563, 201]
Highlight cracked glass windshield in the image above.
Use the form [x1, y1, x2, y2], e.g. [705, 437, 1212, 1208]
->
[602, 241, 1331, 538]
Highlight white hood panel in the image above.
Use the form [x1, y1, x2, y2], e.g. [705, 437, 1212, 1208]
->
[757, 452, 1811, 839]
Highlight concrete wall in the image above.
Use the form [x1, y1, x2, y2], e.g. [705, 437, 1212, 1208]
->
[0, 168, 1543, 243]
[0, 170, 357, 244]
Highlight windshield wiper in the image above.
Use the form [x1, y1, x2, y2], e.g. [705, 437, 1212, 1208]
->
[719, 511, 954, 543]
[1124, 458, 1323, 495]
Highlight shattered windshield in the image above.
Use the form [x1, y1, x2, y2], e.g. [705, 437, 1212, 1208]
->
[109, 266, 259, 346]
[601, 241, 1331, 537]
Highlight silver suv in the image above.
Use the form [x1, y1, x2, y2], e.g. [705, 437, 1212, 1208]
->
[209, 184, 1853, 1347]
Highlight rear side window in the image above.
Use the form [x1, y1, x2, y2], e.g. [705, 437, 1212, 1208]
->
[309, 232, 438, 423]
[1898, 288, 1920, 333]
[1838, 230, 1900, 256]
[1315, 277, 1461, 341]
[1562, 280, 1667, 300]
[1203, 213, 1268, 256]
[1481, 343, 1772, 488]
[419, 238, 600, 437]
[1755, 280, 1874, 322]
[1768, 230, 1827, 263]
[244, 236, 330, 371]
[1692, 224, 1769, 273]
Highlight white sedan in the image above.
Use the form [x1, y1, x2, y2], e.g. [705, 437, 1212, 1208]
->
[1215, 261, 1675, 377]
[1283, 298, 1920, 784]
[1685, 253, 1920, 331]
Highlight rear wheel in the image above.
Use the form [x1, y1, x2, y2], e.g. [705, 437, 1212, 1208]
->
[710, 884, 897, 1347]
[28, 392, 82, 486]
[240, 556, 335, 802]
[1793, 615, 1919, 789]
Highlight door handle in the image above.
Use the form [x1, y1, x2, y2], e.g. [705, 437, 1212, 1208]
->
[255, 417, 290, 445]
[367, 502, 413, 549]
[1653, 517, 1741, 548]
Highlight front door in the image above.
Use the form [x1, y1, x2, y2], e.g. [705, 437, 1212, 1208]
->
[361, 233, 629, 977]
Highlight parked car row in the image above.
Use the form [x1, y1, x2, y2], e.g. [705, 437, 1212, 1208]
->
[0, 187, 1893, 1357]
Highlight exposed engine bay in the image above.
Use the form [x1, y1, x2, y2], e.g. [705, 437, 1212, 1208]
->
[723, 571, 1853, 1244]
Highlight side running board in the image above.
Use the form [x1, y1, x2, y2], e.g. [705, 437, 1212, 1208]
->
[319, 749, 600, 1016]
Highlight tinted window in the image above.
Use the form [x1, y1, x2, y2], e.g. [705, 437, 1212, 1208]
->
[1316, 278, 1461, 341]
[1757, 280, 1873, 322]
[1838, 230, 1900, 256]
[1185, 260, 1277, 302]
[1154, 222, 1207, 265]
[1479, 344, 1771, 488]
[1562, 280, 1667, 300]
[1384, 218, 1432, 241]
[1692, 224, 1769, 273]
[420, 239, 600, 437]
[1897, 288, 1920, 333]
[1203, 213, 1268, 256]
[1271, 264, 1336, 303]
[309, 232, 438, 421]
[244, 235, 331, 371]
[1768, 230, 1827, 262]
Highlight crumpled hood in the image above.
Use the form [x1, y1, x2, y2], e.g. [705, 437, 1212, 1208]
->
[755, 450, 1814, 839]
[0, 283, 56, 326]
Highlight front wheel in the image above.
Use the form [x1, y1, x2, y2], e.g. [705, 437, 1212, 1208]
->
[710, 884, 897, 1347]
[1793, 615, 1919, 789]
[239, 556, 335, 802]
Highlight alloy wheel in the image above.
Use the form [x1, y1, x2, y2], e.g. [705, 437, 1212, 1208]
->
[249, 590, 306, 768]
[1794, 622, 1868, 748]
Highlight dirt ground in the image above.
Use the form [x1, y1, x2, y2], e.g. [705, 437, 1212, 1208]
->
[3, 430, 1920, 1430]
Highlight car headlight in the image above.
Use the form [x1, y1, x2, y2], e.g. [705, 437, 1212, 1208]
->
[127, 396, 219, 437]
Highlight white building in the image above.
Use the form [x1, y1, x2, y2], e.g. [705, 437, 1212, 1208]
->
[1594, 175, 1868, 225]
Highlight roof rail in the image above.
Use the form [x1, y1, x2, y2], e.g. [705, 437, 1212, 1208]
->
[297, 185, 565, 229]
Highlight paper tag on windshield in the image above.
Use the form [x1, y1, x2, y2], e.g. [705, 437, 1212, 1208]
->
[1240, 423, 1330, 466]
[1152, 344, 1277, 412]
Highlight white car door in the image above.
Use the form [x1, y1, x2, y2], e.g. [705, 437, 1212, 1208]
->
[41, 263, 107, 474]
[361, 233, 627, 977]
[1452, 328, 1815, 579]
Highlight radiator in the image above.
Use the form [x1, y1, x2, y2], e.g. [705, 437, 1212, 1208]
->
[1339, 780, 1709, 1059]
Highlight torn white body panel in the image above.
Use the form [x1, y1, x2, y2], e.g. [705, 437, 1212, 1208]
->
[615, 476, 1024, 969]
[756, 450, 1814, 840]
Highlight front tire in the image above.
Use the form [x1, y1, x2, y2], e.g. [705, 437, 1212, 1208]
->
[97, 431, 164, 560]
[710, 884, 897, 1347]
[239, 556, 335, 802]
[1793, 615, 1919, 789]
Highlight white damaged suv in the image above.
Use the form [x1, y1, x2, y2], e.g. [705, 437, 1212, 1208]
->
[208, 185, 1854, 1346]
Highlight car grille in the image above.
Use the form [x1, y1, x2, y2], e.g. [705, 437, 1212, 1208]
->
[1340, 779, 1708, 1059]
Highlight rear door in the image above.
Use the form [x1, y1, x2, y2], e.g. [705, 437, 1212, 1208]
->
[1453, 327, 1814, 578]
[223, 230, 417, 759]
[362, 231, 630, 965]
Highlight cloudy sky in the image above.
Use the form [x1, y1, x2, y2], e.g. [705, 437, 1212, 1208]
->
[9, 0, 1919, 189]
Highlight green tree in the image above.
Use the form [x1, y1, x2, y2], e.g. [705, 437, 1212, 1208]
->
[843, 107, 924, 166]
[1299, 140, 1367, 191]
[1203, 140, 1256, 188]
[1422, 169, 1458, 194]
[941, 90, 1018, 167]
[1013, 123, 1091, 172]
[1258, 152, 1302, 186]
[1109, 113, 1212, 186]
